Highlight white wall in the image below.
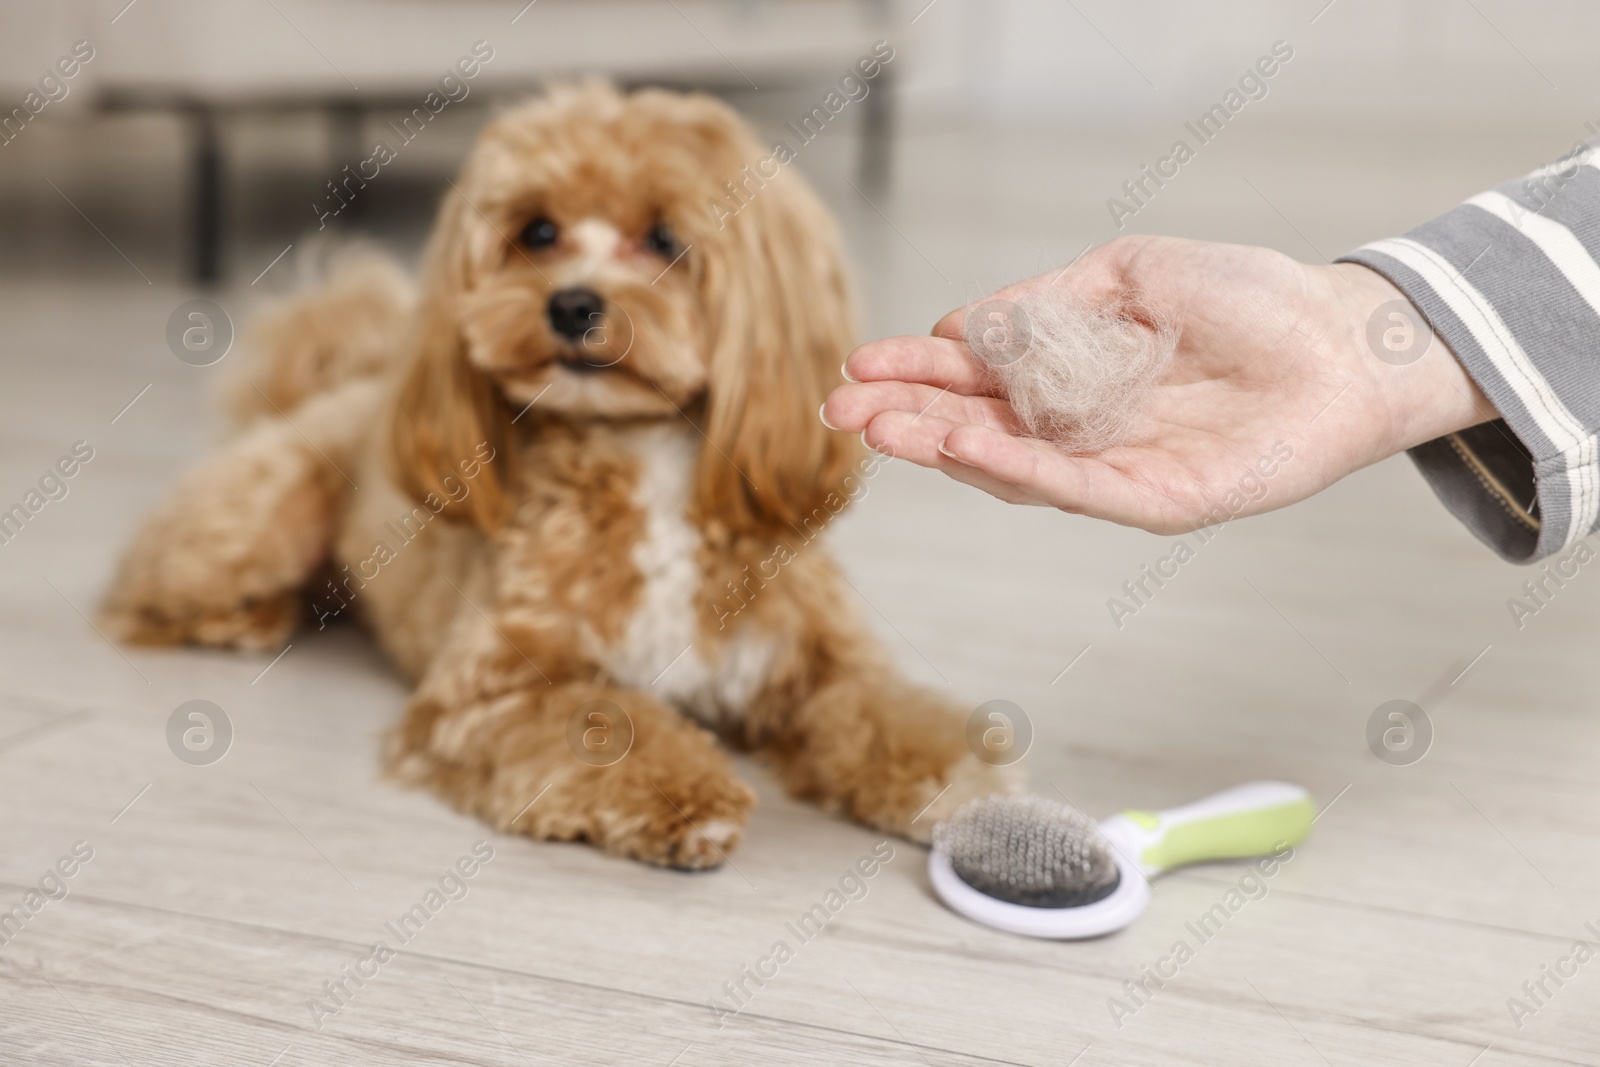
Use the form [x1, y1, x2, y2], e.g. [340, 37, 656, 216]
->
[6, 0, 1597, 140]
[894, 0, 1600, 132]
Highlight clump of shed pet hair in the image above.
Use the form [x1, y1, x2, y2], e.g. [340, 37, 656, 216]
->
[964, 290, 1177, 455]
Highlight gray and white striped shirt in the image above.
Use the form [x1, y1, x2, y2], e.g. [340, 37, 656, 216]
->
[1340, 138, 1600, 563]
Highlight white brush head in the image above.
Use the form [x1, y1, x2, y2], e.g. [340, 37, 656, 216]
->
[929, 794, 1151, 939]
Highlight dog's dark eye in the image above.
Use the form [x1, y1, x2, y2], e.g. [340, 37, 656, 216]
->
[520, 217, 558, 249]
[645, 222, 679, 258]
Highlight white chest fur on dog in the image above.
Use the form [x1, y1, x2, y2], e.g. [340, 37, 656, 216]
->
[585, 423, 776, 726]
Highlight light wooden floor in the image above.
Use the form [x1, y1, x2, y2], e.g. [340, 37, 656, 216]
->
[5, 102, 1600, 1067]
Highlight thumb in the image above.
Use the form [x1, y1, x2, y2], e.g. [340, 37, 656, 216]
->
[932, 305, 967, 341]
[932, 250, 1115, 341]
[929, 272, 1069, 342]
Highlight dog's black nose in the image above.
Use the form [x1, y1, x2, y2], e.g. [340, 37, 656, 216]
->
[547, 288, 605, 341]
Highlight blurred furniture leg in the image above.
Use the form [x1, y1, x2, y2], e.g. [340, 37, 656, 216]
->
[858, 61, 895, 194]
[189, 104, 222, 284]
[327, 102, 365, 223]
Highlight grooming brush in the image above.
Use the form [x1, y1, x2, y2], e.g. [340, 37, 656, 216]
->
[928, 781, 1314, 939]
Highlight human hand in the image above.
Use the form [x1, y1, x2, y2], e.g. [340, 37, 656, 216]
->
[823, 235, 1494, 534]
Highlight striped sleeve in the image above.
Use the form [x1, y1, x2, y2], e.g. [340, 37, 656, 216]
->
[1337, 139, 1600, 563]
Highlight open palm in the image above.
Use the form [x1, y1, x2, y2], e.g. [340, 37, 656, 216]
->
[824, 235, 1490, 534]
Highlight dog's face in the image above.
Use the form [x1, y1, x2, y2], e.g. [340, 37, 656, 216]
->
[450, 90, 723, 418]
[391, 84, 861, 532]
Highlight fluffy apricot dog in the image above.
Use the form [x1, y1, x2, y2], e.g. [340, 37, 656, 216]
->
[104, 84, 1015, 868]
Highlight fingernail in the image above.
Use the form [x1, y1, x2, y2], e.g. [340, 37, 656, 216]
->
[840, 361, 860, 383]
[937, 436, 959, 460]
[819, 403, 840, 431]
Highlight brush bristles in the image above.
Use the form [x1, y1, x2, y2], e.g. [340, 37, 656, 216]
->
[934, 794, 1120, 909]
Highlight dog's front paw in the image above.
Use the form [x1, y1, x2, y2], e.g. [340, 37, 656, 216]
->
[101, 589, 299, 652]
[601, 772, 758, 870]
[903, 754, 1026, 844]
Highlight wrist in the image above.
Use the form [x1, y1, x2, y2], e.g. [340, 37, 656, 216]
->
[1329, 263, 1495, 454]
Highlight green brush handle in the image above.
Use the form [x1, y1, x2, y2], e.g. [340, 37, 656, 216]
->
[1101, 781, 1314, 876]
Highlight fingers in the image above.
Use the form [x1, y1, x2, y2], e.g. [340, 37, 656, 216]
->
[855, 407, 1184, 531]
[860, 409, 961, 466]
[857, 411, 1051, 506]
[843, 335, 996, 396]
[825, 381, 1020, 436]
[935, 424, 1171, 530]
[933, 451, 1058, 506]
[859, 411, 1163, 524]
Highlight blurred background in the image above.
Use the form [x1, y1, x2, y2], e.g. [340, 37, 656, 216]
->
[5, 0, 1599, 306]
[7, 2, 1600, 1064]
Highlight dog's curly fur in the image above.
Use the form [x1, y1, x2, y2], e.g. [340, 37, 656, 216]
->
[103, 84, 1019, 868]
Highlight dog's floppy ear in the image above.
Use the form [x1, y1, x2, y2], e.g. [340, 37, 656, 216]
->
[694, 162, 861, 536]
[389, 190, 514, 530]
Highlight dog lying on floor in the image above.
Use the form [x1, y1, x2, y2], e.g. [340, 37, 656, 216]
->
[103, 83, 1016, 868]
